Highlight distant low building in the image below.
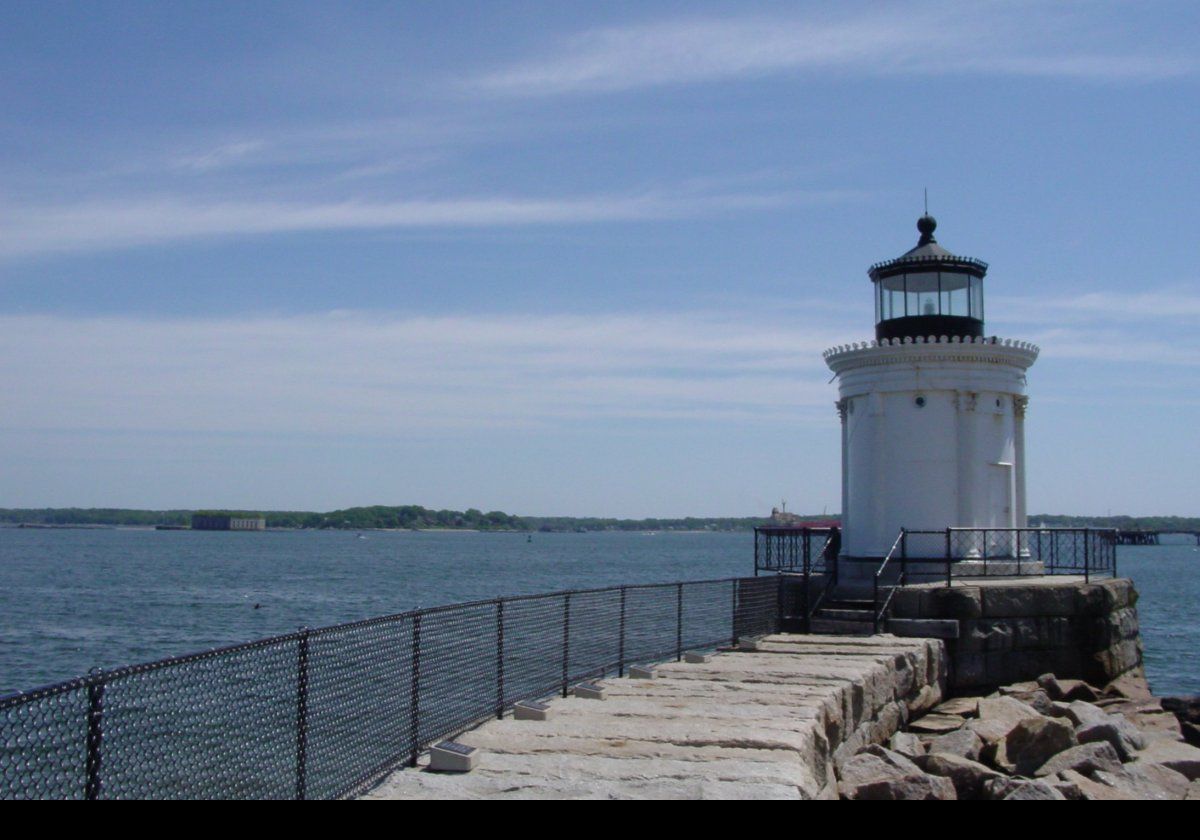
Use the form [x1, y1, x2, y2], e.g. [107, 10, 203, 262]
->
[769, 506, 839, 530]
[191, 514, 266, 531]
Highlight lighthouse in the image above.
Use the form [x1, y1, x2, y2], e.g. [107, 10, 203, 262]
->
[823, 215, 1039, 574]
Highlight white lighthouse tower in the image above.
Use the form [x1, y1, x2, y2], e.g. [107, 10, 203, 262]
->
[824, 215, 1039, 573]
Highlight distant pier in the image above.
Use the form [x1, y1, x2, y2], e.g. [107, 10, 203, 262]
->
[1113, 530, 1200, 546]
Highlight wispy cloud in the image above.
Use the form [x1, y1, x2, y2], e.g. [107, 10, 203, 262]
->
[1016, 327, 1200, 368]
[5, 294, 1194, 445]
[993, 290, 1200, 323]
[171, 140, 268, 172]
[1, 186, 850, 258]
[0, 311, 845, 438]
[474, 4, 1195, 96]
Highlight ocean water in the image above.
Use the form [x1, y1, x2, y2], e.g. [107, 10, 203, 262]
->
[0, 528, 1196, 697]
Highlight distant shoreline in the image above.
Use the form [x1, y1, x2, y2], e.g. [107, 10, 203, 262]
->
[3, 507, 1197, 534]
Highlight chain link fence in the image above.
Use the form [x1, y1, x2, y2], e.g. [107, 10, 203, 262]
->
[0, 576, 779, 800]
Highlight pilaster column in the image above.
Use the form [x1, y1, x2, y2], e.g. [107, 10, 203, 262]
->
[955, 390, 978, 531]
[1014, 396, 1029, 528]
[836, 399, 849, 554]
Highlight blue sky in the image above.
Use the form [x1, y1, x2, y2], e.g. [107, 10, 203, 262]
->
[1, 0, 1197, 517]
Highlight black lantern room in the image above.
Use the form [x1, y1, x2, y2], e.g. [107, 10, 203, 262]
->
[868, 215, 987, 342]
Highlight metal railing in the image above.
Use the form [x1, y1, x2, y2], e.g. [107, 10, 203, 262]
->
[898, 527, 1118, 582]
[754, 526, 836, 575]
[0, 576, 780, 800]
[753, 527, 839, 633]
[873, 530, 908, 634]
[801, 531, 839, 632]
[871, 527, 1119, 629]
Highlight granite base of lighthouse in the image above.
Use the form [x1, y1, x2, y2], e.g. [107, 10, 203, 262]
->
[887, 577, 1143, 693]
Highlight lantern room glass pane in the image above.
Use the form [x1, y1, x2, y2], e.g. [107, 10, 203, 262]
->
[943, 286, 969, 316]
[901, 271, 939, 293]
[883, 285, 904, 320]
[969, 275, 984, 319]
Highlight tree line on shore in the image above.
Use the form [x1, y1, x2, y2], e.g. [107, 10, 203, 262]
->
[1028, 515, 1200, 532]
[2, 507, 1196, 533]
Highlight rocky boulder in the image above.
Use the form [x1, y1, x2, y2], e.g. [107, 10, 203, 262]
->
[992, 716, 1077, 776]
[1161, 696, 1200, 748]
[888, 731, 926, 760]
[1133, 739, 1200, 781]
[1103, 672, 1154, 702]
[983, 778, 1066, 800]
[1034, 741, 1122, 777]
[1076, 717, 1147, 761]
[1038, 674, 1100, 702]
[976, 695, 1044, 732]
[1004, 688, 1054, 715]
[1091, 765, 1188, 800]
[928, 728, 983, 762]
[1056, 768, 1139, 801]
[965, 717, 1013, 746]
[839, 752, 956, 800]
[1056, 700, 1111, 728]
[916, 753, 1004, 799]
[908, 713, 966, 734]
[932, 696, 980, 718]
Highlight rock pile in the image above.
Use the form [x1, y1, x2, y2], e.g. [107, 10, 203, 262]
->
[837, 672, 1200, 800]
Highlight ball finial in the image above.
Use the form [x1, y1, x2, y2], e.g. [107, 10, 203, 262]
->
[916, 213, 937, 245]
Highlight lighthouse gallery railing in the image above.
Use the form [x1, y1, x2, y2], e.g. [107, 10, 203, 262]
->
[872, 527, 1118, 629]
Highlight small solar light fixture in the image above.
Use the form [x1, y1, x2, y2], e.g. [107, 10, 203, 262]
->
[684, 651, 712, 664]
[429, 741, 479, 773]
[573, 680, 606, 700]
[629, 665, 655, 679]
[513, 700, 552, 721]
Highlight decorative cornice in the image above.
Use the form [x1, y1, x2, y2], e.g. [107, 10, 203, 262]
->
[867, 253, 988, 280]
[824, 334, 1040, 374]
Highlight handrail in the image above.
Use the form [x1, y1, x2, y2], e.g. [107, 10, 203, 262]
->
[804, 531, 839, 630]
[872, 529, 908, 634]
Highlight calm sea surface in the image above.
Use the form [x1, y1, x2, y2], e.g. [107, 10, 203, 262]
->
[0, 529, 1197, 697]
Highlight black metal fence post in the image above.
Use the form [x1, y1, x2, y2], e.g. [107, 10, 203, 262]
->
[900, 529, 908, 583]
[676, 583, 683, 661]
[409, 613, 421, 767]
[801, 533, 811, 634]
[945, 527, 953, 588]
[496, 599, 505, 719]
[872, 567, 879, 634]
[295, 629, 309, 800]
[731, 580, 739, 646]
[777, 573, 787, 633]
[561, 593, 571, 697]
[1084, 528, 1091, 583]
[618, 586, 627, 676]
[84, 674, 105, 801]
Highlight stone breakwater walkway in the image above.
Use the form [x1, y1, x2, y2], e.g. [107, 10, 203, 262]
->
[363, 634, 946, 800]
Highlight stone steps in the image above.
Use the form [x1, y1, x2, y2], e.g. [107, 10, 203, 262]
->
[809, 617, 875, 636]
